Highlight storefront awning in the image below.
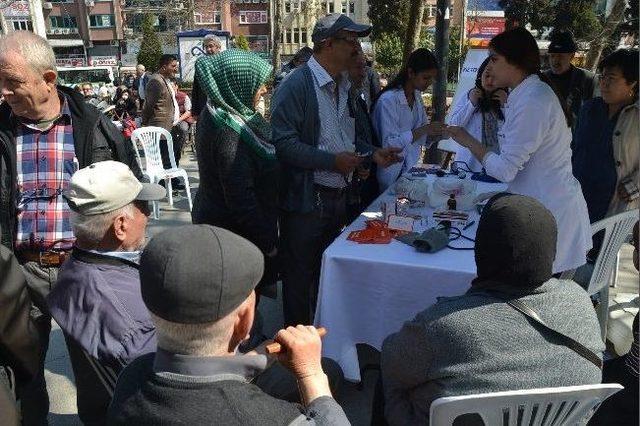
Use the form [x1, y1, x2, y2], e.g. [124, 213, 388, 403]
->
[48, 39, 85, 48]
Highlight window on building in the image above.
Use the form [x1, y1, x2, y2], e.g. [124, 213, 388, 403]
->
[49, 15, 78, 29]
[301, 29, 307, 43]
[292, 0, 300, 12]
[326, 1, 334, 13]
[239, 11, 267, 24]
[89, 14, 115, 28]
[285, 29, 292, 43]
[284, 1, 291, 13]
[349, 1, 354, 14]
[195, 12, 220, 24]
[11, 19, 33, 31]
[293, 27, 299, 44]
[341, 1, 346, 14]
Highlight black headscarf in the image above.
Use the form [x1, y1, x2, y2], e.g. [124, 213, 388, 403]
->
[472, 193, 557, 289]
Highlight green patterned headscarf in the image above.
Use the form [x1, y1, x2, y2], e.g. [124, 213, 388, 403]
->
[194, 49, 274, 159]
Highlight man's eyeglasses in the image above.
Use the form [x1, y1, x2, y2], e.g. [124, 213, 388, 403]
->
[332, 35, 359, 45]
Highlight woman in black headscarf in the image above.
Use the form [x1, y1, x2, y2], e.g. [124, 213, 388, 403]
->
[380, 193, 604, 426]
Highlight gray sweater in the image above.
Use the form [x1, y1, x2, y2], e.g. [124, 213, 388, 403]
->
[270, 63, 373, 213]
[381, 279, 604, 425]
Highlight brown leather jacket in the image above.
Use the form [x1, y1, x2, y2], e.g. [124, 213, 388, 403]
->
[141, 73, 175, 131]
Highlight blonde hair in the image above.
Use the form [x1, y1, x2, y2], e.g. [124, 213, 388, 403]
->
[0, 31, 57, 76]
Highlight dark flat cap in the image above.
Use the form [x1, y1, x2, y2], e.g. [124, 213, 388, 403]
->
[140, 225, 264, 324]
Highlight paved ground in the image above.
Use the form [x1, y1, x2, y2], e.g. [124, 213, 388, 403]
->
[45, 152, 638, 425]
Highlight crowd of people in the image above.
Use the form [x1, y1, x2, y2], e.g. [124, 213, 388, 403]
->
[0, 11, 638, 426]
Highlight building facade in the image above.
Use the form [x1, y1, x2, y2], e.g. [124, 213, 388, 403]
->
[0, 0, 47, 36]
[44, 0, 124, 67]
[193, 0, 270, 55]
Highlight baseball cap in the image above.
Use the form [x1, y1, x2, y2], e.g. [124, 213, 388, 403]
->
[311, 13, 371, 44]
[548, 31, 577, 53]
[64, 161, 165, 215]
[140, 225, 264, 324]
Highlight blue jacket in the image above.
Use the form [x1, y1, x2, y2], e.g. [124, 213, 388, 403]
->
[47, 248, 156, 368]
[270, 63, 373, 213]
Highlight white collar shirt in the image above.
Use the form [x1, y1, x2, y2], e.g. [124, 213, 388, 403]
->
[307, 56, 355, 188]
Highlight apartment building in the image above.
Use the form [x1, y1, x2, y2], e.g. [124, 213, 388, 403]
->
[276, 0, 370, 56]
[40, 0, 124, 67]
[0, 0, 47, 36]
[192, 0, 270, 55]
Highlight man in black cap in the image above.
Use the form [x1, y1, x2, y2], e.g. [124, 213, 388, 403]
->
[108, 225, 349, 425]
[544, 30, 596, 132]
[271, 14, 402, 327]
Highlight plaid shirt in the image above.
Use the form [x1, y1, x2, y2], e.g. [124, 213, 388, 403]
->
[15, 95, 76, 251]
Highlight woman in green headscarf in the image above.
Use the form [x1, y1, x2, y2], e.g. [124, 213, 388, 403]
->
[192, 49, 279, 291]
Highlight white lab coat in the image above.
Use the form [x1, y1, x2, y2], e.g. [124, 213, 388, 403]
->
[447, 97, 485, 172]
[373, 88, 429, 191]
[482, 75, 592, 273]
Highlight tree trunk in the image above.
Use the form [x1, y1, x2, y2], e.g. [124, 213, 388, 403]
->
[402, 0, 425, 64]
[584, 0, 626, 70]
[271, 0, 282, 71]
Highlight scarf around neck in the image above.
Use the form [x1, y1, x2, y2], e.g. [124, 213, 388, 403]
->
[194, 49, 275, 160]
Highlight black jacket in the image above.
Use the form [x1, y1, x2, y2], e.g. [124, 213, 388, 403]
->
[0, 86, 141, 247]
[0, 244, 41, 385]
[191, 111, 279, 289]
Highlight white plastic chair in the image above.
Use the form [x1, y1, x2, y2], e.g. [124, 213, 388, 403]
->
[429, 384, 623, 426]
[130, 127, 193, 219]
[584, 210, 638, 339]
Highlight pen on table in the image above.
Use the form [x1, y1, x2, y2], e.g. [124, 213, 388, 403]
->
[463, 220, 475, 230]
[265, 327, 328, 354]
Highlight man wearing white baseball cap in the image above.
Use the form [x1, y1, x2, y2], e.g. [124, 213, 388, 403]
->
[46, 161, 165, 424]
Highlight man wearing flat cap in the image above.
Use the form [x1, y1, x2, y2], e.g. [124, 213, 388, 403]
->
[108, 225, 349, 425]
[544, 30, 596, 132]
[271, 14, 402, 327]
[46, 161, 165, 422]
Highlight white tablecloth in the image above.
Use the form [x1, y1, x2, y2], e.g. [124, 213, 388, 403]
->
[314, 175, 506, 381]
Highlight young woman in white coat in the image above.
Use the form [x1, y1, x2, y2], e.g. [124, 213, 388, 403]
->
[447, 27, 591, 274]
[447, 57, 507, 172]
[372, 48, 446, 191]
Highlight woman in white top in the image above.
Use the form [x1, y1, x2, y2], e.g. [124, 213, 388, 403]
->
[372, 48, 445, 191]
[447, 27, 591, 273]
[447, 57, 507, 172]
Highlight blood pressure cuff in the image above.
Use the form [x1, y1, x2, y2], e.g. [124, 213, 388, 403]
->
[395, 228, 450, 253]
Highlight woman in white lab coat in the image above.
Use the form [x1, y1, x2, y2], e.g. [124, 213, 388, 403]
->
[447, 27, 591, 274]
[372, 48, 445, 191]
[447, 57, 507, 172]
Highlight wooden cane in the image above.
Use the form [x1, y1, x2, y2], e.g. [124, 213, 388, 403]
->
[265, 327, 328, 354]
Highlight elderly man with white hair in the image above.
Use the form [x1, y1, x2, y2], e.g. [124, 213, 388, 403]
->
[46, 161, 165, 423]
[191, 34, 223, 119]
[0, 31, 140, 424]
[133, 63, 150, 108]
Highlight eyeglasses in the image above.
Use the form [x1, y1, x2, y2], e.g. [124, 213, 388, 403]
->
[332, 35, 359, 45]
[598, 73, 624, 85]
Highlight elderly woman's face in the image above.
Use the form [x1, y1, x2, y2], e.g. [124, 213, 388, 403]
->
[253, 85, 267, 110]
[599, 65, 637, 106]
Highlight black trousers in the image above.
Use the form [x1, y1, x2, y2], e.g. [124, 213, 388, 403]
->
[280, 188, 347, 327]
[160, 125, 186, 171]
[19, 262, 60, 426]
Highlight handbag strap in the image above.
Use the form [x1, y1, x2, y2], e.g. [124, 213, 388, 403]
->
[506, 298, 603, 370]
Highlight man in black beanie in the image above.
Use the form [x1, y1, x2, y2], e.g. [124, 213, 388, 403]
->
[107, 225, 348, 425]
[544, 30, 596, 132]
